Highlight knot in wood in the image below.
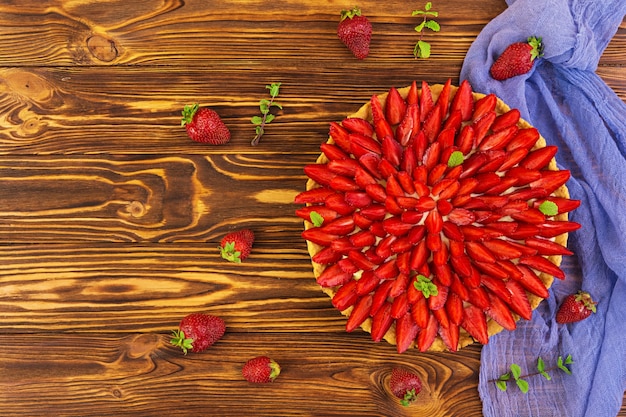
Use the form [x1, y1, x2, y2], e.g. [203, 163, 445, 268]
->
[86, 35, 119, 62]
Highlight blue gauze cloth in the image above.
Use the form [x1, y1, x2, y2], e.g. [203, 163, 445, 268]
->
[460, 0, 626, 416]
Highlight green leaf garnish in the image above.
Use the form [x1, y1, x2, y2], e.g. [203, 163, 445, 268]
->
[448, 150, 464, 167]
[412, 2, 440, 59]
[493, 353, 573, 393]
[538, 200, 559, 216]
[510, 363, 522, 379]
[413, 274, 438, 298]
[251, 82, 282, 146]
[310, 211, 324, 227]
[496, 380, 508, 391]
[516, 379, 529, 394]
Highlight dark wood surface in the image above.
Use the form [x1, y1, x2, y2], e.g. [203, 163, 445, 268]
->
[0, 1, 624, 416]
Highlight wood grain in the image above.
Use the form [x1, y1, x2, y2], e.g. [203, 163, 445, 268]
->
[0, 0, 624, 416]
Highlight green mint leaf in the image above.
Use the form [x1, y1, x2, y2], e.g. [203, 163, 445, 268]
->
[272, 101, 283, 110]
[516, 378, 529, 394]
[414, 21, 426, 32]
[412, 10, 426, 16]
[251, 115, 263, 125]
[540, 370, 552, 381]
[267, 82, 281, 97]
[537, 357, 545, 373]
[417, 40, 431, 58]
[310, 211, 324, 227]
[424, 20, 440, 32]
[265, 114, 275, 124]
[565, 354, 573, 365]
[260, 99, 271, 114]
[414, 274, 438, 298]
[510, 364, 522, 380]
[425, 1, 432, 10]
[448, 150, 464, 167]
[539, 200, 559, 216]
[557, 356, 572, 374]
[498, 372, 511, 381]
[255, 126, 264, 136]
[496, 380, 508, 391]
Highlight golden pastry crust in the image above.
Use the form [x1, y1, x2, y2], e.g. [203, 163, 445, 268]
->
[304, 83, 569, 351]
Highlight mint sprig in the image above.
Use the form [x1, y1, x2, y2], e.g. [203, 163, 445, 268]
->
[414, 274, 438, 298]
[251, 82, 282, 146]
[412, 2, 440, 58]
[494, 354, 573, 393]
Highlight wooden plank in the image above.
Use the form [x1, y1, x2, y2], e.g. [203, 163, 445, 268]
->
[0, 242, 336, 333]
[0, 332, 483, 417]
[0, 154, 306, 241]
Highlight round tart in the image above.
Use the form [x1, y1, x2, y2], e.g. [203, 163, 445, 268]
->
[295, 80, 580, 353]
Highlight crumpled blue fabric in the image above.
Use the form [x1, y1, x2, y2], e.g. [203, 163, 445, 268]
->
[460, 0, 626, 416]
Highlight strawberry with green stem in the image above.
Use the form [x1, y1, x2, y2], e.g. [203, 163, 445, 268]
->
[390, 367, 422, 406]
[337, 6, 372, 60]
[181, 103, 231, 145]
[170, 313, 226, 354]
[490, 36, 543, 80]
[242, 356, 281, 383]
[556, 290, 597, 324]
[219, 229, 255, 263]
[412, 2, 440, 58]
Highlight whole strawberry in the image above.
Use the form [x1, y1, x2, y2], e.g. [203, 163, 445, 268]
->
[219, 229, 255, 263]
[556, 290, 597, 324]
[170, 313, 226, 354]
[242, 356, 281, 383]
[390, 367, 422, 407]
[181, 103, 231, 144]
[490, 36, 543, 80]
[337, 6, 372, 60]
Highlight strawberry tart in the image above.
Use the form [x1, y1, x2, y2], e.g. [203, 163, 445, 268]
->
[295, 80, 580, 353]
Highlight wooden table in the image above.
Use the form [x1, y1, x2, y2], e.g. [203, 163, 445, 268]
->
[0, 1, 624, 416]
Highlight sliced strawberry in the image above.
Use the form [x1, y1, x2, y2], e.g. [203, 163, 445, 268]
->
[321, 142, 350, 161]
[317, 263, 353, 288]
[513, 264, 550, 299]
[478, 125, 518, 151]
[504, 279, 532, 320]
[481, 238, 525, 260]
[304, 163, 336, 186]
[371, 302, 394, 342]
[428, 283, 449, 311]
[382, 136, 403, 168]
[312, 246, 342, 264]
[294, 187, 336, 204]
[529, 170, 571, 195]
[485, 291, 517, 331]
[461, 304, 489, 344]
[435, 78, 452, 116]
[350, 133, 382, 156]
[472, 93, 497, 122]
[385, 86, 407, 125]
[449, 272, 470, 301]
[328, 158, 360, 177]
[396, 311, 419, 354]
[391, 293, 410, 319]
[302, 228, 339, 246]
[533, 196, 581, 215]
[519, 145, 558, 170]
[457, 124, 475, 154]
[320, 216, 355, 235]
[332, 279, 358, 311]
[491, 108, 520, 132]
[406, 80, 419, 105]
[344, 191, 373, 208]
[506, 127, 540, 152]
[346, 294, 373, 332]
[341, 117, 374, 137]
[370, 279, 394, 317]
[472, 111, 497, 146]
[324, 193, 356, 215]
[450, 79, 474, 121]
[389, 272, 411, 298]
[423, 105, 443, 143]
[295, 206, 339, 223]
[480, 274, 512, 303]
[410, 296, 429, 328]
[465, 241, 497, 263]
[329, 121, 352, 152]
[445, 292, 464, 325]
[347, 249, 376, 270]
[359, 153, 383, 179]
[524, 237, 573, 256]
[519, 255, 566, 279]
[374, 258, 399, 280]
[417, 313, 439, 352]
[419, 81, 433, 122]
[497, 147, 529, 171]
[439, 320, 460, 352]
[536, 220, 581, 238]
[371, 94, 393, 140]
[356, 270, 381, 296]
[349, 230, 377, 248]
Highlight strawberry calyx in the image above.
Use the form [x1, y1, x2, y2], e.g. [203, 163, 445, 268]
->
[527, 36, 543, 61]
[575, 290, 597, 313]
[220, 241, 242, 263]
[400, 388, 419, 407]
[340, 6, 362, 21]
[181, 103, 200, 127]
[268, 359, 282, 381]
[170, 329, 194, 355]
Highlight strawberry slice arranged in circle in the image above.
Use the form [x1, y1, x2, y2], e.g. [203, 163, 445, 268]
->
[296, 80, 580, 353]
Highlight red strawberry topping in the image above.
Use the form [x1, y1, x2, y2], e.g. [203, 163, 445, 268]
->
[296, 80, 580, 352]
